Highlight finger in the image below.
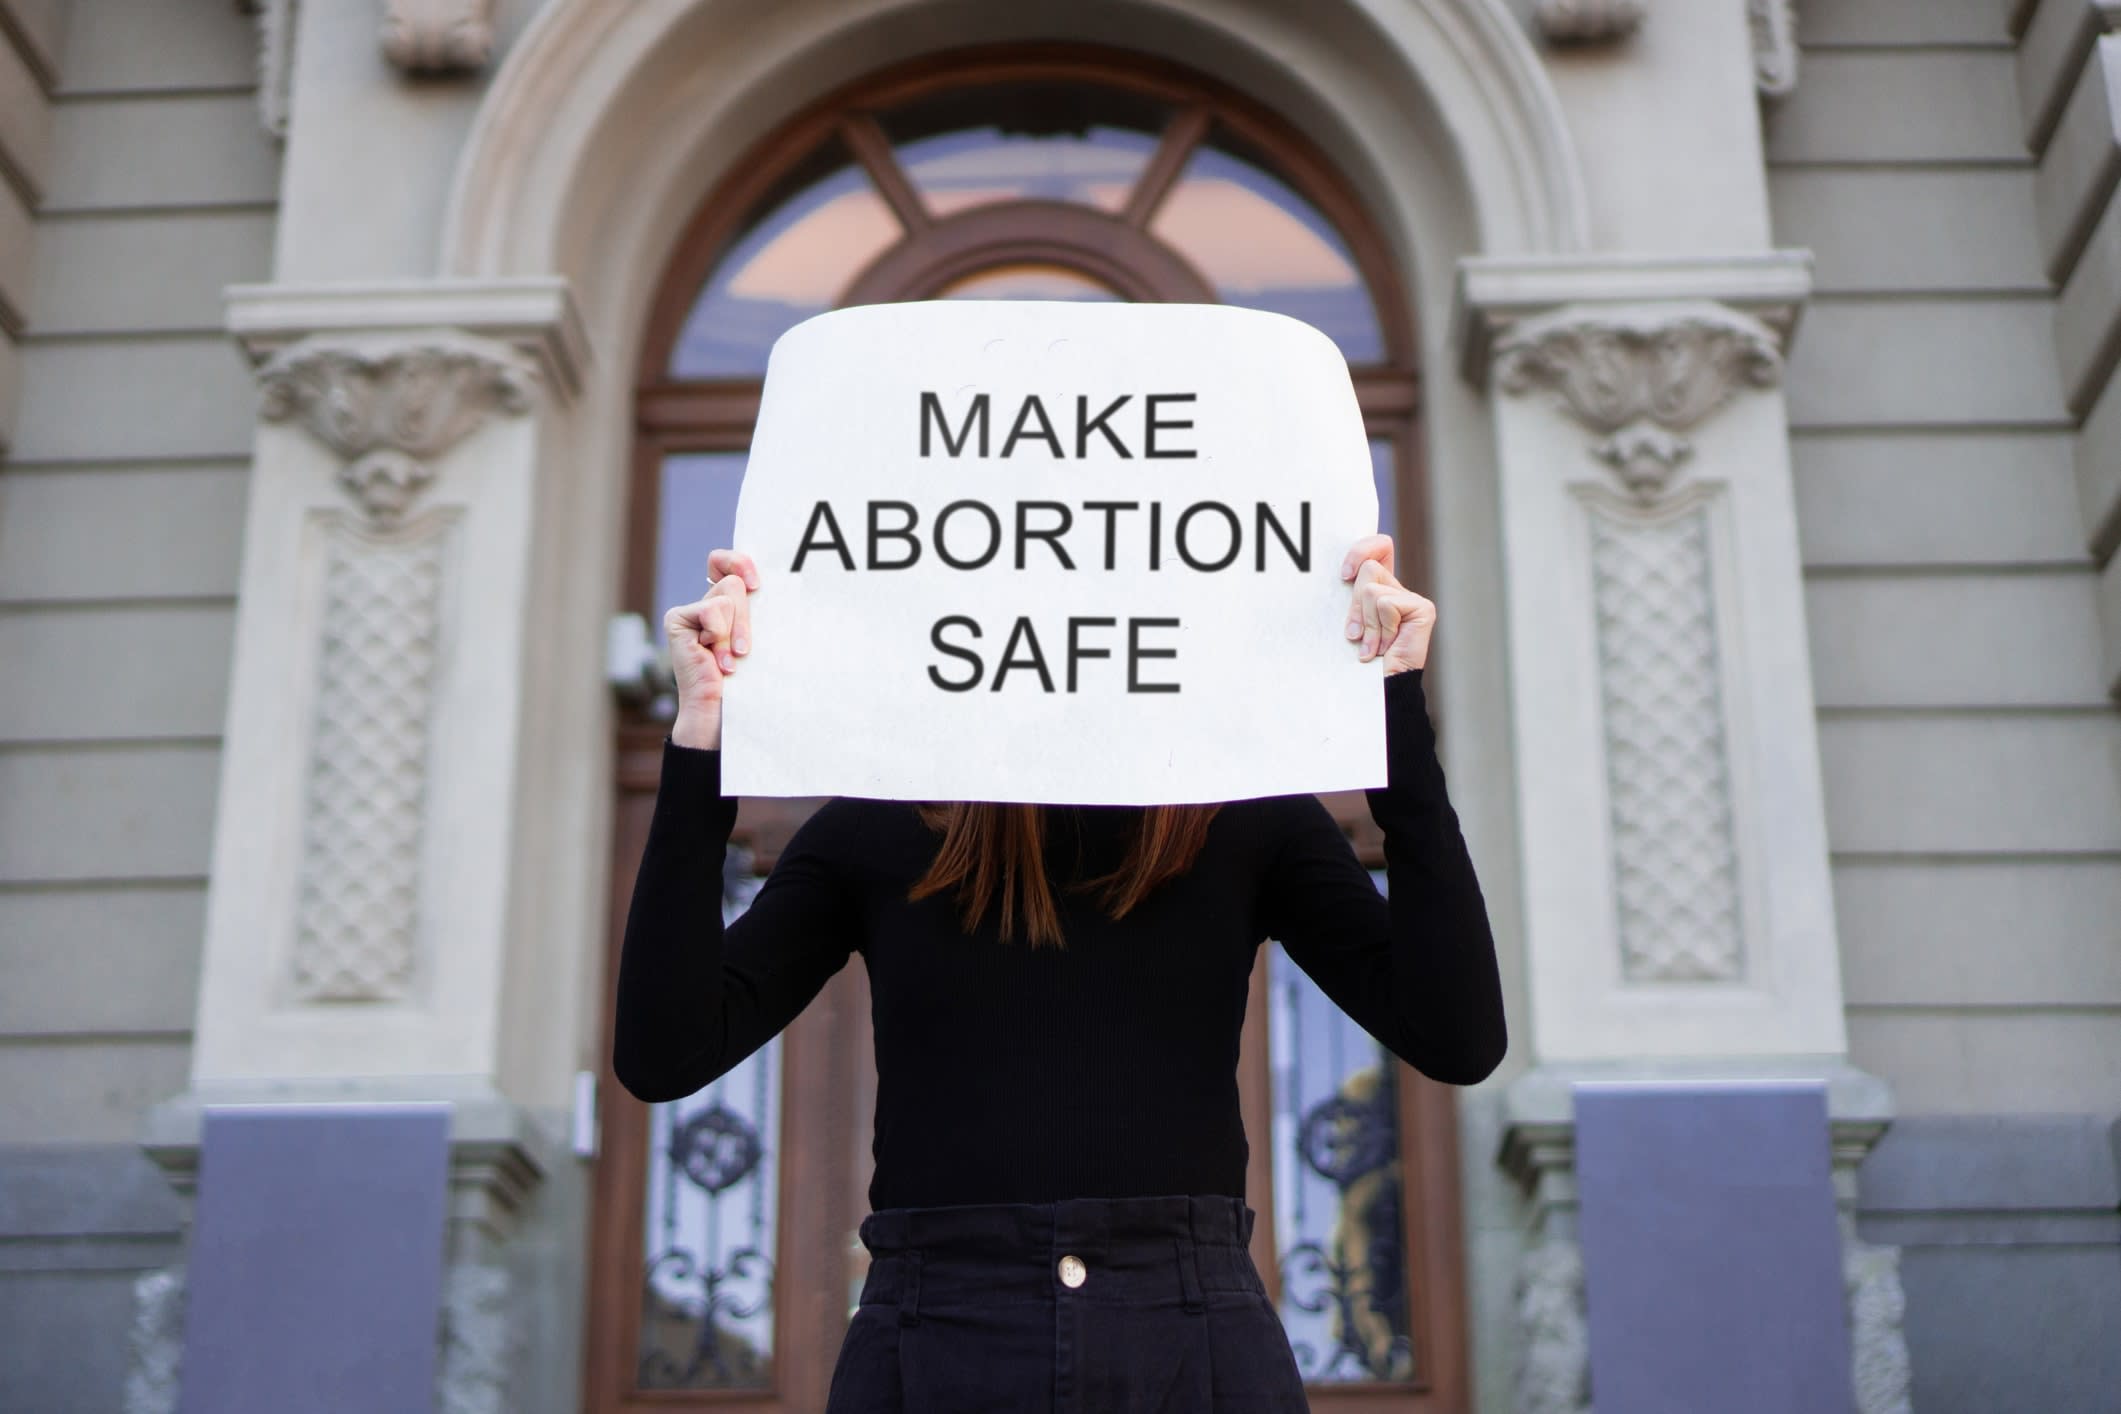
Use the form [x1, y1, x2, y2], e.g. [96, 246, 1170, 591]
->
[707, 549, 762, 592]
[1358, 582, 1385, 661]
[664, 599, 707, 645]
[701, 597, 738, 674]
[1375, 594, 1405, 657]
[1340, 533, 1395, 582]
[711, 573, 752, 657]
[1345, 558, 1389, 643]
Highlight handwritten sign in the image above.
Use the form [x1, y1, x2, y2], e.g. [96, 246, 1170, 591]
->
[722, 301, 1385, 804]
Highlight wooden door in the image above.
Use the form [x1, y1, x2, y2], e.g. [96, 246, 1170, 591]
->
[585, 46, 1467, 1412]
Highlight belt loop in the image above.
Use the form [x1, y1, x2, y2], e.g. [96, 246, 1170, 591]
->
[898, 1249, 923, 1328]
[1177, 1202, 1206, 1316]
[1174, 1237, 1204, 1313]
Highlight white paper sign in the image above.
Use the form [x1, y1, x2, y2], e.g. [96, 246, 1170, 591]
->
[721, 300, 1385, 805]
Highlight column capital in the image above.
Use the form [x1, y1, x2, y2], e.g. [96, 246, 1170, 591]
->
[1452, 251, 1813, 388]
[226, 277, 590, 400]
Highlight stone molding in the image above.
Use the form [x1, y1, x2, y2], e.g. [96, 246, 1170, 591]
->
[380, 0, 498, 74]
[1454, 251, 1812, 386]
[228, 279, 590, 400]
[142, 1088, 553, 1244]
[257, 335, 537, 524]
[1749, 0, 1799, 100]
[1493, 304, 1784, 504]
[1534, 0, 1645, 46]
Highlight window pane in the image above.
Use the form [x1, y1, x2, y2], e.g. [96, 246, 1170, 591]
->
[1267, 887, 1418, 1384]
[937, 263, 1125, 301]
[1371, 437, 1395, 540]
[878, 84, 1168, 216]
[638, 865, 780, 1388]
[655, 452, 748, 620]
[1150, 128, 1385, 364]
[671, 142, 903, 377]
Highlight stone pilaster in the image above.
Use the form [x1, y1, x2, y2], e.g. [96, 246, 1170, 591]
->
[125, 279, 594, 1414]
[1456, 254, 1909, 1414]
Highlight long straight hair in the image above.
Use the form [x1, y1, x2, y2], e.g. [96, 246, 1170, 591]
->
[909, 803, 1220, 948]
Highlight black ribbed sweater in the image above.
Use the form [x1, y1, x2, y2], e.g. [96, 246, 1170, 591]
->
[612, 667, 1506, 1212]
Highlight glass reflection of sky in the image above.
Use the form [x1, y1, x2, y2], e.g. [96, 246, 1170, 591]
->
[938, 263, 1124, 300]
[1151, 141, 1384, 364]
[1371, 438, 1394, 539]
[893, 123, 1158, 216]
[670, 164, 901, 377]
[656, 453, 747, 617]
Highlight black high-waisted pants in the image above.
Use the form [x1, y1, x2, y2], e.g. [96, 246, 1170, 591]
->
[823, 1193, 1312, 1413]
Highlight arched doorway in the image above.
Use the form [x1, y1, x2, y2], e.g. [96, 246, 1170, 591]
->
[587, 46, 1465, 1413]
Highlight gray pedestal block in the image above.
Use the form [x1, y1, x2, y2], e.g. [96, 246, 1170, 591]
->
[1573, 1080, 1854, 1414]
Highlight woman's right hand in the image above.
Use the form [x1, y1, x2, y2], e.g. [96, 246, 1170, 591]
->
[665, 549, 759, 749]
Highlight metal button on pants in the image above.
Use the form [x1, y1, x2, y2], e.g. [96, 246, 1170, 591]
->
[825, 1193, 1311, 1413]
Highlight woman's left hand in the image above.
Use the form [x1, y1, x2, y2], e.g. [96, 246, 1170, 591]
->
[1340, 534, 1435, 675]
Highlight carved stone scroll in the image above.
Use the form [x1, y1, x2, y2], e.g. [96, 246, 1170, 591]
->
[1494, 305, 1783, 504]
[1750, 0, 1800, 100]
[1534, 0, 1646, 45]
[258, 335, 537, 524]
[380, 0, 498, 73]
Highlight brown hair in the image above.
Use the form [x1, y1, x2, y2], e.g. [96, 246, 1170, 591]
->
[909, 803, 1220, 948]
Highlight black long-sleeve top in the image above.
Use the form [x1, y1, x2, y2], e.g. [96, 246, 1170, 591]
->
[613, 667, 1506, 1212]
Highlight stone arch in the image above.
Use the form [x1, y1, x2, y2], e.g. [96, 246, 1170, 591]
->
[444, 0, 1554, 1106]
[443, 0, 1588, 347]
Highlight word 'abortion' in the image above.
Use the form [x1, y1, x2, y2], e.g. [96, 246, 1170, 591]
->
[783, 391, 1318, 694]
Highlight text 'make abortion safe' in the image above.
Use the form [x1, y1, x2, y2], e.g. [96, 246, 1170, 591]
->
[723, 301, 1385, 805]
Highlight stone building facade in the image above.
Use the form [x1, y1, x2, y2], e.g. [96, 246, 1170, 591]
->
[0, 1, 2115, 1411]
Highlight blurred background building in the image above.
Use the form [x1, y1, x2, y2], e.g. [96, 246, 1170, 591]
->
[0, 1, 2116, 1411]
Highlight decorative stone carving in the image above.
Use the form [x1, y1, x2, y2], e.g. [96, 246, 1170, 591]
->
[438, 1264, 521, 1414]
[122, 1267, 184, 1414]
[291, 515, 452, 1002]
[1585, 490, 1746, 982]
[1749, 0, 1800, 100]
[259, 336, 535, 524]
[122, 1259, 535, 1413]
[1846, 1240, 1914, 1414]
[1494, 306, 1783, 503]
[1513, 1237, 1592, 1414]
[255, 333, 532, 1003]
[242, 0, 297, 139]
[381, 0, 499, 73]
[1534, 0, 1645, 45]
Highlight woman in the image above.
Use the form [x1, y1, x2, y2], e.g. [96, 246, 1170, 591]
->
[614, 532, 1506, 1412]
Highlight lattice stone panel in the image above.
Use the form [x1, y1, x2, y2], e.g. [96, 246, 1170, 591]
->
[291, 515, 451, 1001]
[1585, 497, 1745, 982]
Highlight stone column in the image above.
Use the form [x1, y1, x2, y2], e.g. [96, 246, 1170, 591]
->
[126, 280, 595, 1414]
[1454, 254, 1911, 1414]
